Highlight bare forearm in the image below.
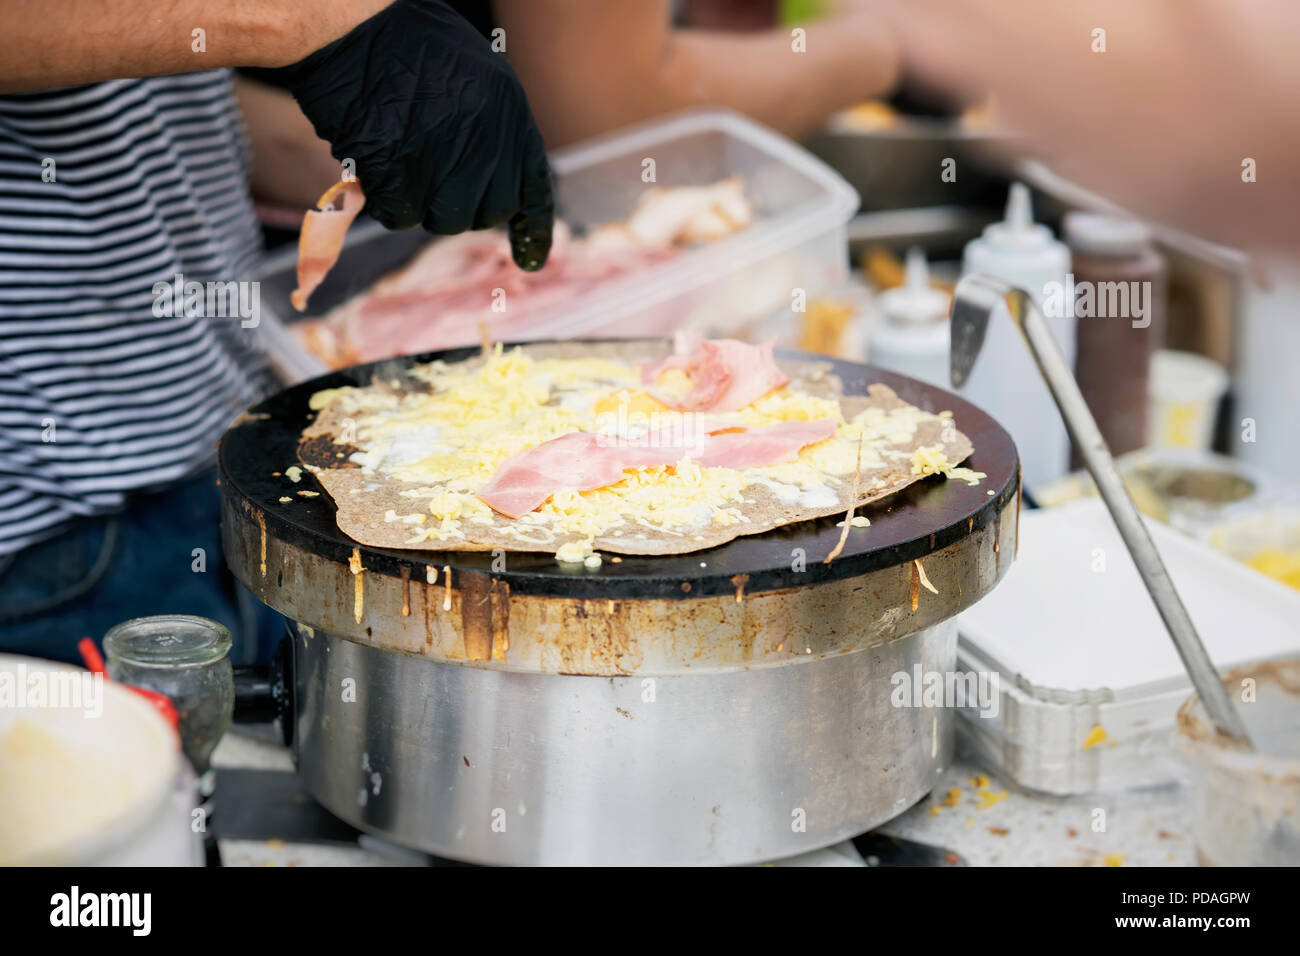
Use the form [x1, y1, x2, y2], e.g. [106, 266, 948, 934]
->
[663, 20, 899, 141]
[498, 0, 898, 146]
[0, 0, 390, 94]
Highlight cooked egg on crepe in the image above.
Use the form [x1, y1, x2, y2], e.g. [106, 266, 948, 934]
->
[299, 335, 984, 560]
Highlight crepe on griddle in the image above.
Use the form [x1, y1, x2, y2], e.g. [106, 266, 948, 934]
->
[299, 340, 981, 558]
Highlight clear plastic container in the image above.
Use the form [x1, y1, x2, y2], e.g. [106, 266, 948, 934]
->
[1174, 658, 1300, 866]
[255, 109, 860, 382]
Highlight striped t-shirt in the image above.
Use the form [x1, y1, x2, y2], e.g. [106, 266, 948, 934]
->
[0, 70, 272, 556]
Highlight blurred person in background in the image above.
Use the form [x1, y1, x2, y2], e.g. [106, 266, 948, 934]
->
[495, 0, 898, 146]
[880, 0, 1300, 256]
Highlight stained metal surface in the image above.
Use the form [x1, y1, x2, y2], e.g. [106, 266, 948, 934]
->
[224, 489, 1013, 674]
[218, 341, 1019, 674]
[292, 621, 958, 866]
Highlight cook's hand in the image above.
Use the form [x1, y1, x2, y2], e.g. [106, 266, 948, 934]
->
[262, 0, 554, 271]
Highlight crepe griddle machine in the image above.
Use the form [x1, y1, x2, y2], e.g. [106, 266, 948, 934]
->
[219, 342, 1019, 866]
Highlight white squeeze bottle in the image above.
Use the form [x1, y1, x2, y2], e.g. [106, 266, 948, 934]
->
[867, 247, 951, 389]
[958, 183, 1074, 491]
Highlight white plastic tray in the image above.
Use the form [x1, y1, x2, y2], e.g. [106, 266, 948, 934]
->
[956, 499, 1300, 794]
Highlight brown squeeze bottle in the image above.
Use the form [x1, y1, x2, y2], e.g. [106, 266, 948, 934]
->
[1063, 213, 1167, 466]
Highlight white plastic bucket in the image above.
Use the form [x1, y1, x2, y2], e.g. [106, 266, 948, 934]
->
[0, 654, 199, 865]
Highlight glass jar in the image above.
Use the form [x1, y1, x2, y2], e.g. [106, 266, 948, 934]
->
[103, 615, 234, 786]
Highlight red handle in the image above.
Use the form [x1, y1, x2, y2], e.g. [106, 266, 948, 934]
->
[77, 636, 180, 733]
[77, 636, 106, 675]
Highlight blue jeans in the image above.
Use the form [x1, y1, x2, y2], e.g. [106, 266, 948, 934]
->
[0, 468, 283, 664]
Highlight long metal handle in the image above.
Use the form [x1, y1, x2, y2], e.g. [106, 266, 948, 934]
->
[951, 273, 1253, 747]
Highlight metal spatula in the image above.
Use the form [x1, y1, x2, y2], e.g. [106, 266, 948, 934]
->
[950, 273, 1254, 748]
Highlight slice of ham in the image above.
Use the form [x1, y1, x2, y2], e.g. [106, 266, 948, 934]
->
[693, 419, 837, 469]
[477, 418, 837, 518]
[291, 179, 365, 311]
[476, 432, 636, 519]
[642, 334, 790, 413]
[477, 427, 712, 519]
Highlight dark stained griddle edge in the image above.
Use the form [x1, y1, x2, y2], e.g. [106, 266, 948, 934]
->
[218, 341, 1018, 600]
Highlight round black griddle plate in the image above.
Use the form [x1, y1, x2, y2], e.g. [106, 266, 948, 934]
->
[219, 342, 1018, 600]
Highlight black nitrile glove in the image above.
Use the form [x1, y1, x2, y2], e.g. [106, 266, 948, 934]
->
[258, 0, 553, 271]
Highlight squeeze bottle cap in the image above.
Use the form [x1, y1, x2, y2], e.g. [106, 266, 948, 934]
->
[878, 247, 950, 325]
[982, 182, 1055, 251]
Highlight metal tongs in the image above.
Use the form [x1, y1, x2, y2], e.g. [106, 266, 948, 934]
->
[950, 274, 1254, 748]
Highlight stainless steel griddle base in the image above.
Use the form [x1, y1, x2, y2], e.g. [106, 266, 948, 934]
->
[220, 341, 1019, 863]
[292, 622, 957, 866]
